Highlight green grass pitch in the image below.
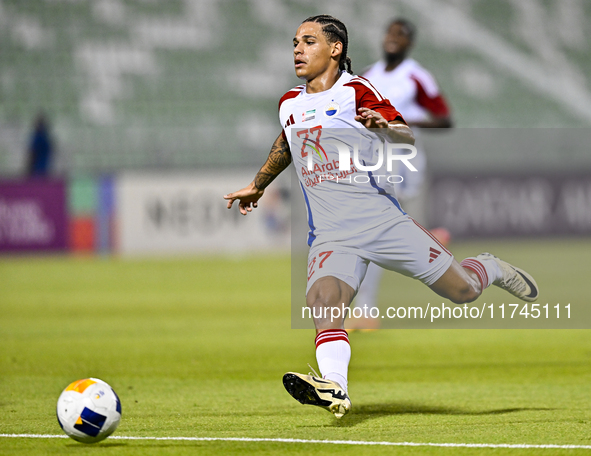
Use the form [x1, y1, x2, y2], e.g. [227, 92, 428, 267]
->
[1, 239, 591, 455]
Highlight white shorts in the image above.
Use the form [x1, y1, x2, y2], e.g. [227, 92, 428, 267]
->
[305, 215, 453, 295]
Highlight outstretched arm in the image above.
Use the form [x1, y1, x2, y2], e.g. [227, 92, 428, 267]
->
[355, 107, 415, 145]
[223, 132, 292, 215]
[253, 133, 292, 190]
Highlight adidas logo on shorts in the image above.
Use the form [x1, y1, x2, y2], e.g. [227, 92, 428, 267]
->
[429, 247, 441, 263]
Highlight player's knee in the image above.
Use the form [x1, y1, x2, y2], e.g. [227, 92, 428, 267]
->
[308, 278, 354, 306]
[308, 285, 339, 309]
[309, 294, 343, 318]
[306, 279, 354, 328]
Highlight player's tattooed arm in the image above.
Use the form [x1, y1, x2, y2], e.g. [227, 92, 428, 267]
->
[223, 133, 291, 215]
[254, 133, 292, 190]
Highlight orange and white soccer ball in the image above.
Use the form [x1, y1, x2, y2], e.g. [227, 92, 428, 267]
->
[56, 378, 121, 443]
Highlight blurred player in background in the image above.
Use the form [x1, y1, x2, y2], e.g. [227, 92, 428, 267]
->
[224, 15, 539, 419]
[349, 18, 453, 330]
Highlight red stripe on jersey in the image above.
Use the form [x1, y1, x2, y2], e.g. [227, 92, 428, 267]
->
[410, 75, 450, 117]
[411, 219, 452, 256]
[349, 76, 384, 101]
[278, 85, 304, 111]
[279, 85, 304, 141]
[344, 79, 406, 124]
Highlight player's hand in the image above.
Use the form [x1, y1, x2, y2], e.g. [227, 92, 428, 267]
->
[223, 182, 265, 216]
[354, 107, 389, 129]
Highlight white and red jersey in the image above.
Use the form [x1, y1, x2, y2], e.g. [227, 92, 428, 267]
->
[363, 58, 450, 200]
[363, 58, 449, 123]
[278, 72, 408, 247]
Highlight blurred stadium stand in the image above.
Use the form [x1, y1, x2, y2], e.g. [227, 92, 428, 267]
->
[1, 0, 590, 176]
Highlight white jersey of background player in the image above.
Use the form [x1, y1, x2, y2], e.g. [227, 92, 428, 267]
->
[351, 18, 453, 329]
[364, 18, 452, 202]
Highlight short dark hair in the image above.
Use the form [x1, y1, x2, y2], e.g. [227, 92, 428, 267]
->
[388, 18, 417, 42]
[302, 15, 353, 74]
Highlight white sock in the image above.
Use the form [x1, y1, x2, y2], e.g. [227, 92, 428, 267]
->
[460, 257, 503, 289]
[315, 330, 350, 393]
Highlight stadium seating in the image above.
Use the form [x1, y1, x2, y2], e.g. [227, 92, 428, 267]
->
[0, 0, 589, 175]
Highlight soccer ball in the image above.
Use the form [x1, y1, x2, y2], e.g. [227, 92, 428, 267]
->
[56, 378, 121, 443]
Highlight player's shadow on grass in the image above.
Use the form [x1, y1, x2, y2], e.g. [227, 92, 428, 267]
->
[331, 402, 555, 427]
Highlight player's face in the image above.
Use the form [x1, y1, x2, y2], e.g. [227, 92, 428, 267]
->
[383, 22, 412, 57]
[293, 22, 339, 81]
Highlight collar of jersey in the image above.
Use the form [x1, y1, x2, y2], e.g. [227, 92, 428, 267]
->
[302, 71, 349, 98]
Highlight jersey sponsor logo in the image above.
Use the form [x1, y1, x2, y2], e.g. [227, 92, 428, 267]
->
[297, 126, 328, 162]
[429, 247, 441, 263]
[302, 109, 316, 122]
[324, 100, 340, 117]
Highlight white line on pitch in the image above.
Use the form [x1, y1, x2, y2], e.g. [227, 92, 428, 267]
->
[1, 434, 591, 450]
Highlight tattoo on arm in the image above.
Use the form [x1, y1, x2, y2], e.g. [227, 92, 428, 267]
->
[254, 135, 292, 190]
